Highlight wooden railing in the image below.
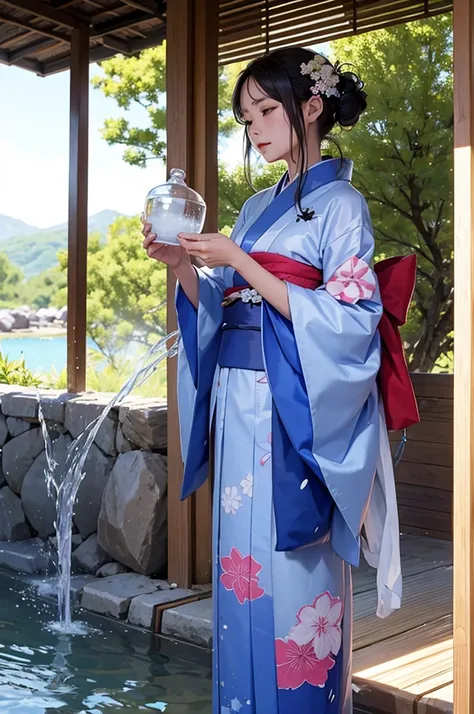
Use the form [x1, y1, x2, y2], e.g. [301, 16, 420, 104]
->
[392, 373, 453, 541]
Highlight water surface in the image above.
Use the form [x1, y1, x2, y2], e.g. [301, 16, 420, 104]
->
[0, 572, 212, 713]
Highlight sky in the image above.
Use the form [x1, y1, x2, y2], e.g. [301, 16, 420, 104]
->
[0, 43, 329, 229]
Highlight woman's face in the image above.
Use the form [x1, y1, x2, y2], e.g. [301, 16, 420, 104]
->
[239, 77, 293, 164]
[239, 77, 321, 165]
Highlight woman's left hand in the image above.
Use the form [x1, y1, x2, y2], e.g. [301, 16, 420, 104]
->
[178, 232, 245, 269]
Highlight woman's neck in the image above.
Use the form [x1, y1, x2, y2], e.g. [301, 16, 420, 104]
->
[286, 144, 322, 182]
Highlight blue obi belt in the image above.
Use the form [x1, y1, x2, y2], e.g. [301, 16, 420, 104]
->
[218, 298, 265, 371]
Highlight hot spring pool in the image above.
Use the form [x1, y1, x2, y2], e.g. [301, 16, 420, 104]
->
[0, 572, 212, 713]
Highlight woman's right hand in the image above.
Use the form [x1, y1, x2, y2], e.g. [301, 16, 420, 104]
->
[141, 219, 189, 270]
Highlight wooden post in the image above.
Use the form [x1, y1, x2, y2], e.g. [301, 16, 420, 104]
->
[67, 26, 89, 393]
[453, 0, 474, 711]
[166, 0, 219, 587]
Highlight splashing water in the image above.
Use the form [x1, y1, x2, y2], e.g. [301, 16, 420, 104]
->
[38, 331, 180, 631]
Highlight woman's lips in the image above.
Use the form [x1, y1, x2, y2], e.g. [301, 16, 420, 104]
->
[257, 142, 270, 150]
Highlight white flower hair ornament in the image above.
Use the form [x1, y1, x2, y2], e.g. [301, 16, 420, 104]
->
[300, 54, 340, 98]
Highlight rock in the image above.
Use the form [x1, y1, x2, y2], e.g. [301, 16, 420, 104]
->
[64, 396, 117, 457]
[0, 414, 8, 447]
[72, 534, 111, 574]
[95, 561, 129, 577]
[7, 416, 31, 437]
[81, 573, 159, 618]
[49, 533, 82, 551]
[56, 306, 67, 323]
[119, 400, 167, 450]
[97, 451, 167, 575]
[39, 392, 75, 424]
[0, 539, 52, 573]
[161, 598, 213, 648]
[128, 586, 191, 630]
[9, 310, 29, 330]
[21, 434, 72, 538]
[1, 391, 39, 419]
[0, 311, 14, 332]
[2, 428, 45, 493]
[0, 486, 31, 541]
[115, 424, 134, 453]
[73, 443, 115, 539]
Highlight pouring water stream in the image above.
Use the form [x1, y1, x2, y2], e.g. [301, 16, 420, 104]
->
[38, 331, 180, 632]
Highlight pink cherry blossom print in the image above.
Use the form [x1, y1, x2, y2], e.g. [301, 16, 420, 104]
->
[220, 547, 265, 604]
[326, 256, 376, 304]
[275, 638, 335, 690]
[289, 591, 343, 660]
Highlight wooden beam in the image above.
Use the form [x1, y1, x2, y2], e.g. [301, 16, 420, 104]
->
[100, 35, 131, 54]
[92, 10, 150, 35]
[192, 0, 218, 587]
[8, 37, 60, 62]
[0, 9, 71, 42]
[166, 0, 218, 589]
[166, 0, 194, 590]
[121, 0, 159, 14]
[67, 26, 89, 394]
[0, 0, 84, 29]
[453, 0, 474, 712]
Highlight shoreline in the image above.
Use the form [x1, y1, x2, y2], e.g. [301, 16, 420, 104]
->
[0, 327, 67, 340]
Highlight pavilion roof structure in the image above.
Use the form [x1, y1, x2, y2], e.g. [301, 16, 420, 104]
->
[0, 0, 453, 77]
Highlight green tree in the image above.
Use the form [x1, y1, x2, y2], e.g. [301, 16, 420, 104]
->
[21, 267, 66, 310]
[92, 44, 245, 167]
[55, 216, 167, 366]
[0, 253, 24, 307]
[331, 15, 453, 371]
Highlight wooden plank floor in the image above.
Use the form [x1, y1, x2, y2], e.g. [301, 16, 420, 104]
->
[352, 534, 453, 714]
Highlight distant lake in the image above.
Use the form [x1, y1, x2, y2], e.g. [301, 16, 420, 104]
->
[0, 335, 97, 374]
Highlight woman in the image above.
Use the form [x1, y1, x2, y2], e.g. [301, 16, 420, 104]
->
[143, 47, 417, 714]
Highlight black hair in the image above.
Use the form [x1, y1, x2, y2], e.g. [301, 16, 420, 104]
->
[232, 46, 367, 220]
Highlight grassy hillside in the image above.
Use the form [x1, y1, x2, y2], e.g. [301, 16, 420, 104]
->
[1, 210, 123, 278]
[0, 215, 38, 240]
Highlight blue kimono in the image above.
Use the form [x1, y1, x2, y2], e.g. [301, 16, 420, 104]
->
[175, 159, 402, 714]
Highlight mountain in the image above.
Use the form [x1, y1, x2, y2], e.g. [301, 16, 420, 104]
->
[0, 215, 39, 240]
[0, 210, 124, 278]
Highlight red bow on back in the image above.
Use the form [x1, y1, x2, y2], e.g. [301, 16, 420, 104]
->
[225, 251, 420, 432]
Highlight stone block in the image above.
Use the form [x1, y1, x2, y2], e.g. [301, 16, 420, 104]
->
[21, 434, 71, 538]
[1, 391, 39, 419]
[119, 399, 167, 450]
[115, 424, 134, 453]
[95, 561, 129, 577]
[128, 586, 193, 630]
[97, 451, 167, 575]
[2, 427, 45, 493]
[72, 534, 111, 574]
[6, 417, 30, 437]
[0, 539, 52, 573]
[81, 572, 159, 618]
[0, 413, 8, 447]
[64, 396, 117, 457]
[37, 574, 98, 606]
[38, 392, 76, 424]
[73, 443, 115, 539]
[0, 486, 31, 541]
[162, 598, 213, 648]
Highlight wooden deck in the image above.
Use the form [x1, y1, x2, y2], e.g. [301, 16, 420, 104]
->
[352, 534, 453, 714]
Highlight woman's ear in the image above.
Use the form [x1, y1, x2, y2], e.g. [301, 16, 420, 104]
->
[305, 95, 323, 124]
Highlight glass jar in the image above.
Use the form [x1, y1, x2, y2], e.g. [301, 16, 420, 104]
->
[144, 168, 207, 245]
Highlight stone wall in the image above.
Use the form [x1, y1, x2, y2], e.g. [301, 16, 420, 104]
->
[0, 385, 168, 579]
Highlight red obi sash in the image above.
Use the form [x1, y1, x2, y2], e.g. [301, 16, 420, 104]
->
[223, 252, 419, 432]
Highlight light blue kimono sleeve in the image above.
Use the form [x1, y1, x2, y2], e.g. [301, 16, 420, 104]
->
[175, 204, 249, 493]
[290, 191, 382, 562]
[263, 188, 383, 565]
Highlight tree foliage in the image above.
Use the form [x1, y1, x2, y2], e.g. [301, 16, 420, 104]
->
[0, 253, 24, 307]
[55, 216, 167, 365]
[331, 15, 453, 370]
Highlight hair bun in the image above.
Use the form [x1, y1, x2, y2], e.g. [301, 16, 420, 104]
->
[334, 69, 367, 128]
